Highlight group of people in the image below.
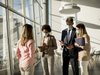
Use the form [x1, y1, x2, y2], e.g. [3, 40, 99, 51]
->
[60, 17, 91, 75]
[16, 17, 91, 75]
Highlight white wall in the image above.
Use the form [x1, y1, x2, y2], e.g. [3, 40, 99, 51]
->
[77, 5, 100, 52]
[52, 1, 100, 52]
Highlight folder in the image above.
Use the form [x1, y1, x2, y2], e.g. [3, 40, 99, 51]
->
[75, 37, 85, 46]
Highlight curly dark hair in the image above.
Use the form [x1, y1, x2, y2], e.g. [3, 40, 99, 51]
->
[42, 24, 51, 32]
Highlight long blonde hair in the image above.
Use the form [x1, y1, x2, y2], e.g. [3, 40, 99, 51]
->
[20, 24, 33, 46]
[76, 23, 88, 37]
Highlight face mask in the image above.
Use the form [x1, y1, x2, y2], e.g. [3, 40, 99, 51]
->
[76, 30, 80, 34]
[43, 32, 49, 36]
[68, 25, 72, 30]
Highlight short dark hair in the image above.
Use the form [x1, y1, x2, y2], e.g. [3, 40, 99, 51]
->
[66, 17, 73, 22]
[42, 24, 51, 32]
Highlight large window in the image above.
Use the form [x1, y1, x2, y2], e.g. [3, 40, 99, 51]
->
[34, 1, 40, 24]
[0, 0, 5, 4]
[0, 6, 10, 75]
[33, 0, 43, 47]
[0, 0, 44, 75]
[8, 0, 23, 14]
[8, 11, 24, 74]
[25, 0, 34, 19]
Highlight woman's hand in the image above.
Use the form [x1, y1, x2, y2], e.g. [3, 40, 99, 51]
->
[43, 43, 48, 49]
[59, 40, 64, 46]
[74, 42, 80, 47]
[74, 43, 84, 49]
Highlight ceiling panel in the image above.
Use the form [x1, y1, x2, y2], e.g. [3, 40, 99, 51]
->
[54, 0, 100, 8]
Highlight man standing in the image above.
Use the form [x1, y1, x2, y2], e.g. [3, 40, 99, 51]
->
[60, 17, 79, 75]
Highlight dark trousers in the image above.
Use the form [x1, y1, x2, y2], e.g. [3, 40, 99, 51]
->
[62, 50, 79, 75]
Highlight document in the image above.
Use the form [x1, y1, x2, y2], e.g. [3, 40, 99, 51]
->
[75, 37, 85, 46]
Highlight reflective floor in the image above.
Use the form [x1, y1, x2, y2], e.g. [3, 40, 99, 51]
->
[34, 55, 100, 75]
[14, 55, 100, 75]
[34, 55, 62, 75]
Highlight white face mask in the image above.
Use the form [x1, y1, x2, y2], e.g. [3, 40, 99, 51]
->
[68, 25, 72, 30]
[43, 32, 49, 36]
[76, 30, 80, 34]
